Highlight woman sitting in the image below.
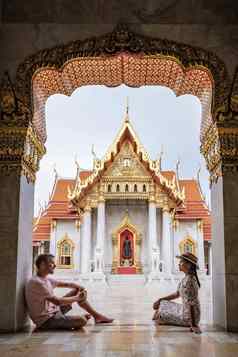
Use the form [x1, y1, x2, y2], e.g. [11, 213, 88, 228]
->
[153, 252, 201, 334]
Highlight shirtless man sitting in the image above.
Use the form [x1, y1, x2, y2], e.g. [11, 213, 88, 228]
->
[25, 254, 114, 330]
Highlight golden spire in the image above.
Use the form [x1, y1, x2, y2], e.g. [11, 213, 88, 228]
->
[124, 96, 130, 123]
[176, 157, 181, 179]
[197, 165, 206, 202]
[91, 144, 97, 160]
[157, 145, 164, 170]
[53, 164, 58, 181]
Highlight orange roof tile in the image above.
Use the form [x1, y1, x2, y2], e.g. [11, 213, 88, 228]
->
[33, 176, 84, 241]
[161, 170, 176, 181]
[175, 179, 211, 241]
[179, 180, 202, 201]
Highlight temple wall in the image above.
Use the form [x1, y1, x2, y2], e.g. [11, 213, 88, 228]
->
[53, 219, 80, 273]
[172, 220, 204, 273]
[1, 25, 237, 80]
[1, 0, 238, 78]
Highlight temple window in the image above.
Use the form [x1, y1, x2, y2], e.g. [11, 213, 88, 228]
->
[134, 184, 137, 192]
[123, 158, 131, 167]
[43, 241, 50, 254]
[108, 184, 111, 193]
[57, 236, 74, 268]
[125, 184, 129, 192]
[143, 184, 147, 192]
[116, 184, 120, 192]
[179, 236, 196, 255]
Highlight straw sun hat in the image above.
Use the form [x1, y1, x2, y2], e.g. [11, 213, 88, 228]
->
[176, 252, 199, 269]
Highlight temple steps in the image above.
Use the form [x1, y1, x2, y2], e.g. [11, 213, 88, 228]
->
[106, 274, 146, 286]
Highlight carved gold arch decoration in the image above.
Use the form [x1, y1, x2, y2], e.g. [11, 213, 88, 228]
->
[1, 24, 237, 184]
[111, 211, 142, 274]
[179, 235, 197, 255]
[31, 56, 214, 144]
[56, 233, 75, 269]
[201, 67, 238, 184]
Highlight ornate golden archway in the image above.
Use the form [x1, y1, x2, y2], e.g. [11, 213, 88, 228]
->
[0, 24, 237, 184]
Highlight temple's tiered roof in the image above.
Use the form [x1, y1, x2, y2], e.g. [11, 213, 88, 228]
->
[69, 112, 185, 207]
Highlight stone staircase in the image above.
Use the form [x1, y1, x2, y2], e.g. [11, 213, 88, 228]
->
[106, 274, 147, 286]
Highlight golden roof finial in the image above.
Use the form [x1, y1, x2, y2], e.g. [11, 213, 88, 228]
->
[176, 157, 181, 179]
[197, 164, 206, 202]
[124, 96, 130, 123]
[53, 164, 58, 181]
[157, 145, 164, 170]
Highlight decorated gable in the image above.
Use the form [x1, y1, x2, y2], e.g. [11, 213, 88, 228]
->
[104, 140, 150, 179]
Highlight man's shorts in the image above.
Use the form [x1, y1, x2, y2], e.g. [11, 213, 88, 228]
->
[38, 305, 87, 330]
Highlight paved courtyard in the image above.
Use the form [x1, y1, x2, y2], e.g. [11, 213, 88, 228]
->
[1, 277, 238, 357]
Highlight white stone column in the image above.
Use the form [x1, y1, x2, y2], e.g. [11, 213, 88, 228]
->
[208, 241, 213, 276]
[94, 199, 105, 273]
[148, 200, 159, 272]
[162, 207, 172, 274]
[49, 220, 57, 256]
[81, 207, 92, 274]
[197, 220, 206, 273]
[74, 220, 81, 273]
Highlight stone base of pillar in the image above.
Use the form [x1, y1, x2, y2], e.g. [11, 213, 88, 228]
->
[147, 272, 161, 283]
[80, 274, 93, 284]
[91, 272, 106, 283]
[147, 272, 175, 284]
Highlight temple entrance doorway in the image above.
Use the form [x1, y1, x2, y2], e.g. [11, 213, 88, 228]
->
[111, 212, 142, 274]
[119, 229, 135, 274]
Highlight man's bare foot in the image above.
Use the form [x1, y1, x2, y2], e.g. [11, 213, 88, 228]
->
[95, 315, 114, 324]
[152, 310, 159, 321]
[191, 325, 202, 334]
[84, 314, 91, 321]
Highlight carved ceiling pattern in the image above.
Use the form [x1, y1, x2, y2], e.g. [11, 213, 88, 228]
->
[33, 53, 213, 143]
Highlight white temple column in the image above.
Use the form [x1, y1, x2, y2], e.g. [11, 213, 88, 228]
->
[81, 207, 92, 274]
[74, 220, 81, 273]
[49, 220, 57, 256]
[148, 200, 159, 273]
[208, 241, 212, 276]
[197, 220, 206, 273]
[162, 207, 172, 274]
[95, 199, 105, 273]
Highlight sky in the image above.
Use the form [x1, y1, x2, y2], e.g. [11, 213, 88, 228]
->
[34, 84, 210, 215]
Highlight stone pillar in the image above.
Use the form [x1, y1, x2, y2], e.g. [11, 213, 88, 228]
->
[211, 174, 238, 332]
[49, 220, 57, 256]
[148, 200, 159, 272]
[81, 207, 92, 274]
[0, 174, 34, 332]
[197, 220, 206, 272]
[162, 207, 172, 274]
[208, 241, 212, 276]
[0, 73, 45, 331]
[74, 220, 81, 273]
[95, 200, 105, 273]
[200, 75, 238, 331]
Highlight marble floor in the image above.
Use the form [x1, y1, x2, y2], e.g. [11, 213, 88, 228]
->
[1, 279, 238, 357]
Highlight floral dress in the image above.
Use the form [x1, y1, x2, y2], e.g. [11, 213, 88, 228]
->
[156, 274, 200, 326]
